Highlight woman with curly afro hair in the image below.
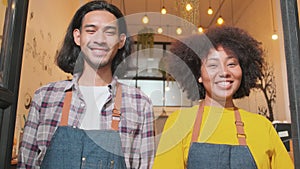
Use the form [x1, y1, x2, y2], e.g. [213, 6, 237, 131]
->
[153, 26, 293, 169]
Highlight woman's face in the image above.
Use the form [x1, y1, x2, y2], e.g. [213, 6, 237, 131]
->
[199, 46, 242, 102]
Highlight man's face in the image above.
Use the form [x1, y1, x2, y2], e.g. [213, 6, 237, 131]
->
[199, 46, 242, 102]
[73, 10, 126, 71]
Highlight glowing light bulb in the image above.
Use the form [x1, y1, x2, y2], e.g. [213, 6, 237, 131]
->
[186, 3, 192, 11]
[272, 33, 278, 40]
[217, 16, 224, 25]
[161, 6, 167, 14]
[157, 27, 163, 34]
[176, 27, 182, 35]
[142, 15, 149, 24]
[198, 26, 204, 33]
[207, 7, 213, 15]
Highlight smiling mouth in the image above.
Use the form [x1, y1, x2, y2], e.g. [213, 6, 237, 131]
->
[216, 81, 233, 88]
[91, 48, 109, 56]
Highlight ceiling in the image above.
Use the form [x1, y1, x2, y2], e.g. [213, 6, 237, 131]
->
[109, 0, 264, 29]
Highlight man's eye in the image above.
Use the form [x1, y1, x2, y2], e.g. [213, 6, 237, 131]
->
[105, 31, 116, 36]
[86, 29, 96, 33]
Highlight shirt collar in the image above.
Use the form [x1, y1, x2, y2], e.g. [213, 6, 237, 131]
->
[63, 73, 119, 94]
[108, 77, 119, 97]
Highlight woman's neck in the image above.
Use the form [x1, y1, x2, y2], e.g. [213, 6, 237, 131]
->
[202, 96, 235, 108]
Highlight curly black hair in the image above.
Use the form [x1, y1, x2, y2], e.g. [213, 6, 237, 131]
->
[165, 26, 264, 101]
[56, 0, 132, 75]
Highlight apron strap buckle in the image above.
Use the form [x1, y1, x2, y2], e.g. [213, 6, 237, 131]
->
[237, 133, 247, 138]
[111, 108, 121, 130]
[235, 121, 244, 126]
[112, 109, 121, 121]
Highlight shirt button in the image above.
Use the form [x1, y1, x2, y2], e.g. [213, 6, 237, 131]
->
[82, 157, 86, 161]
[80, 103, 85, 107]
[73, 126, 77, 128]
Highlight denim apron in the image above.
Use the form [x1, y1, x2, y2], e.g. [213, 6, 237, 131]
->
[41, 84, 127, 169]
[187, 104, 258, 169]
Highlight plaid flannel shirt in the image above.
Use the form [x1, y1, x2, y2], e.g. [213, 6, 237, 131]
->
[18, 73, 155, 169]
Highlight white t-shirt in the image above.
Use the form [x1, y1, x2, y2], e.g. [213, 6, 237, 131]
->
[78, 85, 110, 130]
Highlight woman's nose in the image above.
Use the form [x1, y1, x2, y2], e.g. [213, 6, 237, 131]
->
[218, 67, 230, 78]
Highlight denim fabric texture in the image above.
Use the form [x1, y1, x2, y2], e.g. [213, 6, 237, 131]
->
[41, 126, 126, 169]
[187, 142, 258, 169]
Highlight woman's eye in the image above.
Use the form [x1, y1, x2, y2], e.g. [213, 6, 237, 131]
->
[207, 64, 217, 68]
[228, 62, 238, 67]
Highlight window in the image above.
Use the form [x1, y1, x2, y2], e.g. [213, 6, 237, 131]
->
[118, 41, 192, 107]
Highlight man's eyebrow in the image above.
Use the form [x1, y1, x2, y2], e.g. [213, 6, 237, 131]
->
[83, 24, 96, 28]
[207, 57, 218, 61]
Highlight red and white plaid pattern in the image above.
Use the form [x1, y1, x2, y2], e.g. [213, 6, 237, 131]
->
[18, 73, 155, 169]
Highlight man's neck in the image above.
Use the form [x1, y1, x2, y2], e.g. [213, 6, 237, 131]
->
[78, 66, 113, 86]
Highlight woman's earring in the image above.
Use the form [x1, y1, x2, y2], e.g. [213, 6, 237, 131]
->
[198, 77, 202, 83]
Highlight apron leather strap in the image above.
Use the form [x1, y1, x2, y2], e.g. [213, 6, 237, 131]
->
[191, 103, 204, 142]
[191, 103, 247, 145]
[60, 83, 122, 131]
[234, 109, 247, 145]
[60, 91, 72, 126]
[111, 83, 122, 131]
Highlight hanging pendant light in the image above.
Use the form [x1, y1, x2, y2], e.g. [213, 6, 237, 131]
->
[161, 6, 167, 14]
[142, 14, 149, 24]
[207, 0, 213, 15]
[207, 7, 213, 15]
[161, 0, 167, 14]
[186, 3, 192, 11]
[142, 0, 149, 24]
[157, 27, 163, 34]
[272, 33, 278, 40]
[216, 0, 224, 25]
[176, 27, 182, 35]
[217, 15, 224, 25]
[198, 26, 204, 33]
[270, 0, 278, 40]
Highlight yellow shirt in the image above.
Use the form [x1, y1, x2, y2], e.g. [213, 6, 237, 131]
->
[153, 106, 294, 169]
